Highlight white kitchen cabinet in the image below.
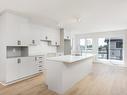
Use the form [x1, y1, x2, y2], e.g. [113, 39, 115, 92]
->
[4, 39, 40, 46]
[31, 24, 60, 46]
[40, 27, 53, 41]
[4, 22, 39, 46]
[0, 11, 60, 46]
[50, 29, 60, 46]
[31, 25, 50, 41]
[29, 40, 40, 46]
[5, 57, 39, 83]
[51, 37, 60, 46]
[64, 30, 71, 39]
[5, 12, 30, 41]
[31, 24, 44, 41]
[20, 57, 38, 78]
[3, 40, 26, 46]
[35, 56, 45, 73]
[30, 24, 50, 44]
[19, 23, 31, 45]
[0, 11, 59, 85]
[0, 12, 33, 46]
[6, 58, 19, 82]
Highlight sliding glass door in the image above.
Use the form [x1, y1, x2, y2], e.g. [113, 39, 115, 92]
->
[98, 37, 123, 62]
[98, 38, 109, 60]
[109, 38, 123, 61]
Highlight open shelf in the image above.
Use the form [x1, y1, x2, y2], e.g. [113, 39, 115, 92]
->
[40, 39, 51, 42]
[40, 39, 59, 47]
[6, 46, 28, 58]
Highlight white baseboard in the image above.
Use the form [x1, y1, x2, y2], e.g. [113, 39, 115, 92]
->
[0, 73, 42, 86]
[0, 81, 7, 86]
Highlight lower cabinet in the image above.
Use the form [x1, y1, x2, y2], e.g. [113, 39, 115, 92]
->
[6, 58, 19, 82]
[35, 56, 45, 73]
[6, 57, 39, 83]
[19, 57, 38, 78]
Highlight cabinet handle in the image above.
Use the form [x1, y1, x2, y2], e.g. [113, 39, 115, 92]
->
[17, 40, 21, 45]
[39, 61, 42, 63]
[39, 66, 42, 67]
[55, 42, 57, 45]
[17, 59, 21, 64]
[35, 57, 37, 61]
[32, 40, 35, 44]
[45, 36, 48, 40]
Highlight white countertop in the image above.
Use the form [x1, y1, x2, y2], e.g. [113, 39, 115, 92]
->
[47, 54, 94, 63]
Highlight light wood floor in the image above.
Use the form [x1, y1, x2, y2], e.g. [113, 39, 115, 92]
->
[0, 63, 127, 95]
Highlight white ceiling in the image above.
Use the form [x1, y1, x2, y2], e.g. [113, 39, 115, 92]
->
[0, 0, 127, 34]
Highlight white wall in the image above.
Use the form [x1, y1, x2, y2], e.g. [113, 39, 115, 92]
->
[72, 30, 127, 65]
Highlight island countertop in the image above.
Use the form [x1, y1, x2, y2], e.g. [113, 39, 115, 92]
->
[46, 54, 94, 63]
[45, 53, 94, 94]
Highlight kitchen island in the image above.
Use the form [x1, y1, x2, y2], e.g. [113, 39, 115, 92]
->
[45, 54, 94, 94]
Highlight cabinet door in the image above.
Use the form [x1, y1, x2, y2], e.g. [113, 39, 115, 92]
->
[44, 28, 53, 41]
[30, 24, 47, 44]
[64, 30, 71, 39]
[6, 58, 19, 82]
[31, 24, 46, 41]
[50, 29, 60, 46]
[20, 57, 38, 78]
[29, 40, 40, 46]
[3, 40, 22, 46]
[6, 13, 30, 46]
[19, 23, 31, 46]
[29, 57, 38, 74]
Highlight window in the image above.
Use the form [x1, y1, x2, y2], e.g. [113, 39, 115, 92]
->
[110, 39, 123, 60]
[98, 38, 109, 59]
[86, 39, 93, 52]
[80, 38, 93, 53]
[98, 38, 123, 60]
[80, 39, 85, 53]
[116, 41, 123, 48]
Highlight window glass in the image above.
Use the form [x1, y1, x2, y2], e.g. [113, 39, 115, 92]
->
[80, 39, 85, 53]
[98, 38, 109, 59]
[80, 38, 93, 53]
[110, 38, 123, 60]
[98, 38, 123, 61]
[86, 39, 93, 52]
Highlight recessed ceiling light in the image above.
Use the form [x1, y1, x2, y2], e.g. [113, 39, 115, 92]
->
[68, 17, 81, 23]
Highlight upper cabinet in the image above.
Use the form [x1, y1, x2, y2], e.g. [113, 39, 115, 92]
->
[64, 30, 71, 39]
[49, 29, 60, 46]
[5, 13, 30, 41]
[0, 12, 60, 47]
[0, 12, 32, 46]
[31, 24, 60, 46]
